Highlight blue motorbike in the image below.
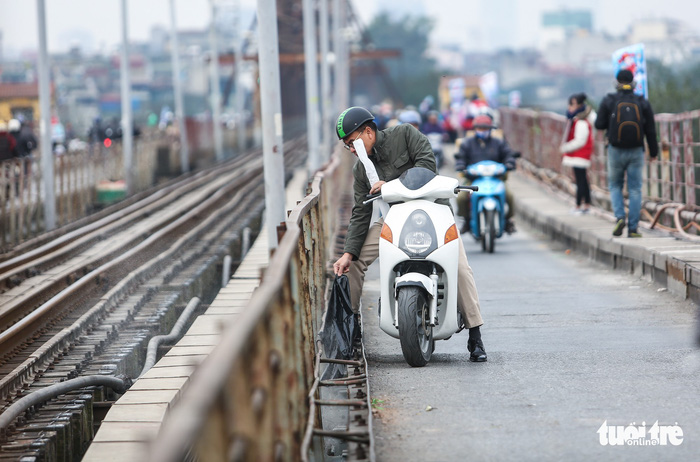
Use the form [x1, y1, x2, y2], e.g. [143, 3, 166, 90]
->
[465, 160, 508, 253]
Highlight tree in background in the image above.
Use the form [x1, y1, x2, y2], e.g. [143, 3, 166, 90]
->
[366, 12, 441, 107]
[648, 59, 700, 114]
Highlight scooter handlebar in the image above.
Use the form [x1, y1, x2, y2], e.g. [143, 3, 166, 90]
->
[362, 192, 381, 205]
[363, 186, 478, 204]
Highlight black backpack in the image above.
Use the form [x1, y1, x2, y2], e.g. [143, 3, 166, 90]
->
[608, 92, 645, 148]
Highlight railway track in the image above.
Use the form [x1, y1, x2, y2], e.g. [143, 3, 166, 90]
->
[0, 140, 307, 460]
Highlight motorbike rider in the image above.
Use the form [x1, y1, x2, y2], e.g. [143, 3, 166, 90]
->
[421, 110, 443, 134]
[463, 93, 489, 131]
[398, 109, 421, 129]
[455, 114, 518, 234]
[421, 110, 446, 169]
[332, 106, 487, 362]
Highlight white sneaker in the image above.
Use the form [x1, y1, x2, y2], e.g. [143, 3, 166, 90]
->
[569, 208, 583, 215]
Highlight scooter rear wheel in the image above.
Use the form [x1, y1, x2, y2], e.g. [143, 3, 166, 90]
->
[397, 286, 433, 367]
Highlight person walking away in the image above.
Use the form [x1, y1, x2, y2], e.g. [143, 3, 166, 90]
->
[595, 69, 659, 238]
[455, 115, 518, 234]
[560, 93, 596, 214]
[332, 106, 488, 362]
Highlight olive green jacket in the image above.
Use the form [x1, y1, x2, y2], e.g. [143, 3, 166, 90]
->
[344, 123, 439, 258]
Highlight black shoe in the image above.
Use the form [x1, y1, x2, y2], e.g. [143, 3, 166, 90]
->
[460, 220, 471, 235]
[612, 218, 625, 236]
[505, 219, 516, 234]
[467, 338, 487, 362]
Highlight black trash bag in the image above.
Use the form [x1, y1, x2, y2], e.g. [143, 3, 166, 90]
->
[320, 275, 361, 380]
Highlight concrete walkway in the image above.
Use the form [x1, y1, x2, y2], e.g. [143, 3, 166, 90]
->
[509, 171, 700, 303]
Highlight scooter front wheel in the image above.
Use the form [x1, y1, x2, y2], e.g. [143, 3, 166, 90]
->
[397, 286, 433, 367]
[481, 209, 496, 253]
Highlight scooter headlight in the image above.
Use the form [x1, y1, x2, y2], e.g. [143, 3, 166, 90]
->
[399, 210, 438, 257]
[404, 230, 432, 254]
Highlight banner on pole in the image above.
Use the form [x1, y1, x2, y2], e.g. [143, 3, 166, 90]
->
[612, 43, 648, 99]
[479, 71, 499, 108]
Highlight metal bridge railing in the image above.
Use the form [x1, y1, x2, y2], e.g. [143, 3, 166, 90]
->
[0, 122, 261, 251]
[500, 107, 700, 236]
[148, 151, 353, 462]
[0, 132, 179, 250]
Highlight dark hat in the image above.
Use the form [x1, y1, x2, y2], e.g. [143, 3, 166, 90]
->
[616, 69, 634, 84]
[336, 106, 374, 139]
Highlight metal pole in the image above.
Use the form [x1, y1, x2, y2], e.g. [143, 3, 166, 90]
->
[303, 0, 321, 173]
[334, 0, 350, 110]
[209, 0, 224, 162]
[169, 0, 190, 173]
[234, 0, 246, 154]
[319, 0, 332, 160]
[332, 0, 340, 114]
[36, 0, 55, 230]
[120, 0, 134, 193]
[256, 0, 286, 249]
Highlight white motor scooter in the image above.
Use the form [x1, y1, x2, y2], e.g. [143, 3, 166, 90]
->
[364, 167, 477, 367]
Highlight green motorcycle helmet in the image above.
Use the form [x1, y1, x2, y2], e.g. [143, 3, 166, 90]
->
[336, 107, 375, 139]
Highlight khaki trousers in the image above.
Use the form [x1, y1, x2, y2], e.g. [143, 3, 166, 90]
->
[348, 219, 484, 328]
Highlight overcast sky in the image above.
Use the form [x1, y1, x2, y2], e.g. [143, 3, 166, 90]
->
[2, 0, 700, 57]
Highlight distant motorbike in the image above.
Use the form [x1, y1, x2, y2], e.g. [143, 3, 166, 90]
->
[464, 160, 508, 253]
[364, 167, 477, 366]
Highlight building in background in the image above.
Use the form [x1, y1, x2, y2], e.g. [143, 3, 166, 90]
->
[540, 9, 593, 50]
[0, 82, 41, 121]
[629, 18, 700, 65]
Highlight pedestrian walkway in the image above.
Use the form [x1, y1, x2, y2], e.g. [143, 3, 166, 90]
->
[441, 134, 700, 302]
[508, 171, 700, 302]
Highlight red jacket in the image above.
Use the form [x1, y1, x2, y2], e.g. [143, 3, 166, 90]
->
[561, 107, 595, 168]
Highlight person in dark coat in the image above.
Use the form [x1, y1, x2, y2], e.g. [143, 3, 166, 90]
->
[595, 69, 659, 238]
[333, 106, 487, 362]
[454, 115, 518, 234]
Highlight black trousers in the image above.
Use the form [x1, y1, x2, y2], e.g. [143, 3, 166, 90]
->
[573, 167, 591, 206]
